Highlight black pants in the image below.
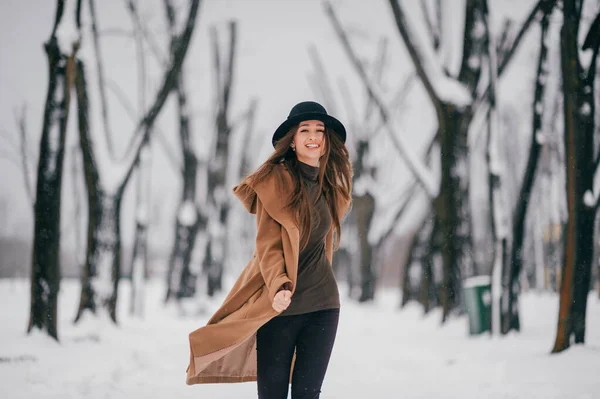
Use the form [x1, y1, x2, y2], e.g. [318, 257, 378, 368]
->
[256, 308, 340, 399]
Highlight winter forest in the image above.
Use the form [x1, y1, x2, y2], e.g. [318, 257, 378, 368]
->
[1, 0, 599, 397]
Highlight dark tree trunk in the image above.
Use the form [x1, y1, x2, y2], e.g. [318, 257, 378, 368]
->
[129, 146, 150, 316]
[74, 0, 200, 322]
[502, 4, 554, 334]
[552, 1, 597, 352]
[204, 21, 237, 296]
[165, 81, 202, 300]
[74, 60, 125, 323]
[437, 105, 472, 321]
[352, 140, 376, 302]
[355, 192, 376, 302]
[28, 0, 77, 340]
[164, 0, 203, 302]
[419, 216, 440, 313]
[400, 233, 418, 308]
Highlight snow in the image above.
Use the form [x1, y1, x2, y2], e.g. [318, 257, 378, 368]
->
[463, 275, 492, 288]
[583, 190, 596, 208]
[1, 278, 599, 398]
[535, 132, 546, 145]
[54, 0, 80, 55]
[395, 0, 473, 108]
[580, 102, 591, 117]
[177, 201, 198, 227]
[135, 206, 148, 225]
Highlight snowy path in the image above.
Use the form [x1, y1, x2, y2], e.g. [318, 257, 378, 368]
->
[1, 279, 598, 399]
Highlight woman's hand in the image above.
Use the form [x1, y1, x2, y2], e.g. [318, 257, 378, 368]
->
[272, 289, 292, 312]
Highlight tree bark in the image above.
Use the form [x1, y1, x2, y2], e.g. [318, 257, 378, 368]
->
[163, 0, 203, 302]
[204, 21, 237, 296]
[552, 0, 597, 352]
[502, 3, 554, 334]
[74, 0, 201, 322]
[419, 216, 440, 313]
[28, 0, 80, 341]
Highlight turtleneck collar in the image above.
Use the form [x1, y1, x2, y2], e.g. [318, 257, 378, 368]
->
[297, 160, 319, 182]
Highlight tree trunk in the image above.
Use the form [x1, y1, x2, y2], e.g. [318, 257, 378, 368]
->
[204, 21, 237, 296]
[129, 140, 151, 317]
[419, 216, 440, 313]
[73, 0, 200, 321]
[165, 78, 202, 301]
[552, 0, 596, 352]
[502, 5, 553, 334]
[352, 140, 376, 302]
[437, 105, 472, 321]
[28, 1, 77, 340]
[355, 192, 376, 302]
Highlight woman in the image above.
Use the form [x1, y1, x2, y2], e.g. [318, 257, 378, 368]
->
[186, 101, 352, 399]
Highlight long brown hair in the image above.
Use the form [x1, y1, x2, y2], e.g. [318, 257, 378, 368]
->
[243, 124, 353, 251]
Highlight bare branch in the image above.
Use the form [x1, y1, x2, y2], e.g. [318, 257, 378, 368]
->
[496, 19, 513, 61]
[501, 0, 557, 75]
[364, 37, 390, 122]
[88, 0, 117, 158]
[337, 77, 360, 136]
[420, 0, 440, 50]
[475, 0, 556, 111]
[239, 98, 259, 177]
[118, 0, 201, 190]
[223, 21, 237, 114]
[308, 44, 339, 115]
[325, 4, 438, 195]
[126, 0, 167, 65]
[124, 0, 147, 114]
[210, 26, 223, 109]
[51, 0, 66, 38]
[15, 105, 35, 206]
[583, 11, 600, 81]
[385, 0, 443, 114]
[105, 78, 183, 176]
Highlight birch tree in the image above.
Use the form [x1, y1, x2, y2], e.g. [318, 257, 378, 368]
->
[28, 0, 82, 340]
[73, 0, 201, 323]
[552, 0, 600, 353]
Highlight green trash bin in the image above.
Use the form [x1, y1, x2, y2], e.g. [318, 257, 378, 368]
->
[462, 276, 492, 335]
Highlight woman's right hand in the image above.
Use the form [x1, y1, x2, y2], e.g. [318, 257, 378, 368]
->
[272, 290, 292, 312]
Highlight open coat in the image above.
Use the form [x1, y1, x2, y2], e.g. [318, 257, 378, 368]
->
[186, 163, 351, 385]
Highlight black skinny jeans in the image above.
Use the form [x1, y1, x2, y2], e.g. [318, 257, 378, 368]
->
[256, 308, 340, 399]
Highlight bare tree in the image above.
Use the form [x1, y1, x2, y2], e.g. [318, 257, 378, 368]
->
[500, 1, 556, 334]
[28, 0, 82, 340]
[74, 0, 201, 323]
[164, 0, 207, 303]
[124, 0, 151, 317]
[203, 21, 237, 297]
[385, 0, 551, 321]
[552, 2, 600, 353]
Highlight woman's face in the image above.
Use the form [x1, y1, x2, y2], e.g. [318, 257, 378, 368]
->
[291, 120, 326, 167]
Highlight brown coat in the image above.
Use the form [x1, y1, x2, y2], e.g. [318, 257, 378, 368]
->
[186, 163, 350, 385]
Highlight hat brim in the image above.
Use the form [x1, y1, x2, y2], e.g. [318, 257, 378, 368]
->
[271, 112, 346, 147]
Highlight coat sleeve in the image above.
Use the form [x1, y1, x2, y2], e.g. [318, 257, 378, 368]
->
[255, 197, 293, 304]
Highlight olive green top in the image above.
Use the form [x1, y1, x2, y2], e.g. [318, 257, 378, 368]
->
[279, 161, 340, 316]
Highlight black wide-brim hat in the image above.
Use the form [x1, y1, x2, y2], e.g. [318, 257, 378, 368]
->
[272, 101, 346, 147]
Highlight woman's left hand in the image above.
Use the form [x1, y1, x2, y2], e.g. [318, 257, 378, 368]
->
[272, 290, 292, 312]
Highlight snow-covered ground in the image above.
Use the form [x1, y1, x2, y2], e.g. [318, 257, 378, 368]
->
[1, 279, 598, 399]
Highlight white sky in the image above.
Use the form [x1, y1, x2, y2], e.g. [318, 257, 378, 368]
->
[0, 0, 554, 256]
